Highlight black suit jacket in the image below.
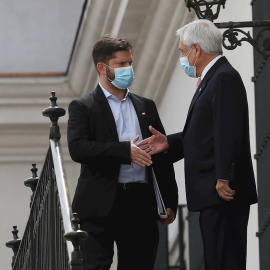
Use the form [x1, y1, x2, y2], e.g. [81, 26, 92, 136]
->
[167, 57, 257, 212]
[68, 84, 178, 219]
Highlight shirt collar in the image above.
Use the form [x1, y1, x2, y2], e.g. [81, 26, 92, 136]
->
[99, 82, 130, 101]
[200, 55, 223, 81]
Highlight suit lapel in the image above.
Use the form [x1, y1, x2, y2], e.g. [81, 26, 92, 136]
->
[94, 85, 119, 141]
[183, 57, 228, 135]
[186, 79, 207, 119]
[130, 94, 149, 139]
[94, 85, 150, 140]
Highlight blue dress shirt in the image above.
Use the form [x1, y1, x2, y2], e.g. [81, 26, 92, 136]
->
[99, 83, 148, 184]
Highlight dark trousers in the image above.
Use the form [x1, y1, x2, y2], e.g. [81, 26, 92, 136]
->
[80, 183, 159, 270]
[199, 203, 250, 270]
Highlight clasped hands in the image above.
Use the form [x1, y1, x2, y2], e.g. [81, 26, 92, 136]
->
[130, 126, 168, 166]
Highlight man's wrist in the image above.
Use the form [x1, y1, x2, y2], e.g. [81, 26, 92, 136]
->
[163, 136, 169, 153]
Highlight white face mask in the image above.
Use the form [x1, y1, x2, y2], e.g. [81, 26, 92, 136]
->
[104, 64, 135, 89]
[179, 46, 198, 78]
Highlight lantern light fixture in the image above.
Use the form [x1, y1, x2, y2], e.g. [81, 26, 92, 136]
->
[185, 0, 226, 21]
[184, 0, 270, 58]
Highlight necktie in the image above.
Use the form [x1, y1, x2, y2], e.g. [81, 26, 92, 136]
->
[188, 78, 202, 114]
[196, 77, 202, 90]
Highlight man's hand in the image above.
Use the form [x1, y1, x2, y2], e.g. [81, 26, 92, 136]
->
[137, 126, 169, 155]
[131, 135, 152, 166]
[159, 208, 175, 225]
[216, 180, 235, 201]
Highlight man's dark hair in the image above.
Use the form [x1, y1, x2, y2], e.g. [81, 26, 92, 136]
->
[92, 34, 132, 69]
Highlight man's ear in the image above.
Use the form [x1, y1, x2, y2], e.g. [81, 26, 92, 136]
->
[97, 62, 106, 75]
[194, 43, 202, 58]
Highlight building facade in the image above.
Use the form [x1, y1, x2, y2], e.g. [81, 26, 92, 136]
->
[1, 1, 262, 269]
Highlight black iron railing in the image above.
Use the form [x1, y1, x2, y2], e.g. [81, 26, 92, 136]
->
[6, 92, 87, 269]
[12, 148, 70, 269]
[167, 205, 205, 270]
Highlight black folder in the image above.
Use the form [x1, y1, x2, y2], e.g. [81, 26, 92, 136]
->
[152, 168, 167, 219]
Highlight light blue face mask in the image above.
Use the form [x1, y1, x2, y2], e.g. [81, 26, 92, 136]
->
[179, 47, 198, 78]
[104, 64, 134, 89]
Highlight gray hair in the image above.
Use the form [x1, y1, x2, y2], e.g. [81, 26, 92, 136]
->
[176, 20, 223, 55]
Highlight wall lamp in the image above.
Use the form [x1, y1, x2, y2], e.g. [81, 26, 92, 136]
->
[184, 0, 270, 57]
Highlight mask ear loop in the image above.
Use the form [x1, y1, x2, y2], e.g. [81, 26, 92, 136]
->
[103, 63, 114, 70]
[103, 63, 114, 82]
[187, 46, 198, 67]
[187, 46, 193, 58]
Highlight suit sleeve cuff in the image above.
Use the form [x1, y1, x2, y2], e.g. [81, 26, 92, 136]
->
[218, 179, 230, 182]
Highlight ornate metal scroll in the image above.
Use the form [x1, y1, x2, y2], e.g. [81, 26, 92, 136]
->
[184, 0, 270, 57]
[215, 21, 270, 57]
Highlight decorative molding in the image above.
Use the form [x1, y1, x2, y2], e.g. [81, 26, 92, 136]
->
[0, 72, 66, 78]
[0, 0, 195, 105]
[0, 123, 71, 164]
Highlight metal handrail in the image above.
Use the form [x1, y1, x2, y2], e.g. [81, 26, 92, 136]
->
[50, 138, 73, 261]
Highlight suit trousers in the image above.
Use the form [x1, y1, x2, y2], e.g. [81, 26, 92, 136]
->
[80, 183, 159, 270]
[199, 203, 250, 270]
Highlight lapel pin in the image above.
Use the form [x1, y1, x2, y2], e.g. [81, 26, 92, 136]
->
[142, 112, 146, 116]
[199, 88, 202, 92]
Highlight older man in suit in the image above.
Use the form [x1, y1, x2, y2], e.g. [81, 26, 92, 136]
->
[67, 34, 178, 270]
[138, 20, 257, 270]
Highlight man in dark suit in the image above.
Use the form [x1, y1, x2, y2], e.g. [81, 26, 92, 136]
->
[138, 20, 258, 270]
[67, 34, 178, 270]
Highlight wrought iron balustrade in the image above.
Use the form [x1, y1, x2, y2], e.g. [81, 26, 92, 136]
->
[167, 204, 188, 270]
[6, 92, 87, 269]
[166, 204, 205, 270]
